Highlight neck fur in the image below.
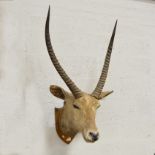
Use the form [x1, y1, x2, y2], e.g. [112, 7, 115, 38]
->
[55, 107, 77, 144]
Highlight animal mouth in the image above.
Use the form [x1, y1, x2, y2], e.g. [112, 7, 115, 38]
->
[83, 136, 98, 143]
[82, 132, 99, 143]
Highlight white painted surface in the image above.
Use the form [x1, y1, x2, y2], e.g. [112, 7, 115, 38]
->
[0, 0, 155, 155]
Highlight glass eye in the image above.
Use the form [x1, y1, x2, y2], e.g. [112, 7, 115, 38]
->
[97, 105, 101, 109]
[73, 104, 80, 110]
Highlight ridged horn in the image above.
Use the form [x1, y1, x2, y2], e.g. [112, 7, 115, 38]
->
[45, 6, 83, 99]
[91, 21, 117, 99]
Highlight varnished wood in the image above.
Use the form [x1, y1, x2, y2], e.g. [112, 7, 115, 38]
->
[55, 108, 76, 144]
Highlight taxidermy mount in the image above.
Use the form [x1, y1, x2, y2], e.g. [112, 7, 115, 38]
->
[45, 6, 117, 144]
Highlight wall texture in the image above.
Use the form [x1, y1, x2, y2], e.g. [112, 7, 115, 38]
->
[0, 0, 155, 155]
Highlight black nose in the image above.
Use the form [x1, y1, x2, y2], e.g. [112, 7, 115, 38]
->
[89, 132, 99, 141]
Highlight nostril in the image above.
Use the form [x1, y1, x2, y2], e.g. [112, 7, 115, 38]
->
[89, 132, 94, 136]
[89, 132, 99, 141]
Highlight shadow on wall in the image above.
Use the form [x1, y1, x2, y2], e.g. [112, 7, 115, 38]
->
[0, 6, 5, 80]
[45, 126, 69, 155]
[133, 0, 155, 4]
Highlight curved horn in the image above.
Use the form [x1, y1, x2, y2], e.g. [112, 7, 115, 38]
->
[91, 21, 117, 99]
[45, 6, 83, 99]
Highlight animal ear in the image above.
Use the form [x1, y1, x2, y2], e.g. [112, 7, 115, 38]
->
[98, 90, 113, 100]
[50, 85, 71, 100]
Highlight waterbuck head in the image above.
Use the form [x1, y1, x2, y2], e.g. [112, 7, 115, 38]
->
[45, 7, 117, 144]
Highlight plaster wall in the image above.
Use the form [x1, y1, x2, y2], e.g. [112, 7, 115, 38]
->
[0, 0, 155, 155]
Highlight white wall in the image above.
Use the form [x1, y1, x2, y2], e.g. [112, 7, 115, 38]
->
[0, 0, 155, 155]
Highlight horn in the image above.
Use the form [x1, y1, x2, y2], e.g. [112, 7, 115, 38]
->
[45, 6, 83, 99]
[91, 21, 117, 99]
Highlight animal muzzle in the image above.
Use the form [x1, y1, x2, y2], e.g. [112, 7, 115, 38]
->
[82, 129, 99, 142]
[89, 132, 99, 141]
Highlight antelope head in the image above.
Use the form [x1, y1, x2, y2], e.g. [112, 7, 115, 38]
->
[45, 7, 117, 144]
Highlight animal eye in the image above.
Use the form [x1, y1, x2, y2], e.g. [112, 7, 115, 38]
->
[97, 105, 101, 109]
[73, 104, 80, 110]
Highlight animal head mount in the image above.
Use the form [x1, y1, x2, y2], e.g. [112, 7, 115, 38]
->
[45, 6, 117, 144]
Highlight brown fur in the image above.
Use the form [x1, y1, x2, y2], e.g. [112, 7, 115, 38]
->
[50, 85, 113, 143]
[45, 7, 117, 144]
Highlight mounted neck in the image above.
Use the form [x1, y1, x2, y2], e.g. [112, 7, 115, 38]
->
[55, 107, 77, 144]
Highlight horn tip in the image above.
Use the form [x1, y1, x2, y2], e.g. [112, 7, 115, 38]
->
[111, 19, 117, 38]
[48, 5, 51, 16]
[48, 5, 51, 12]
[114, 20, 118, 31]
[46, 5, 51, 32]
